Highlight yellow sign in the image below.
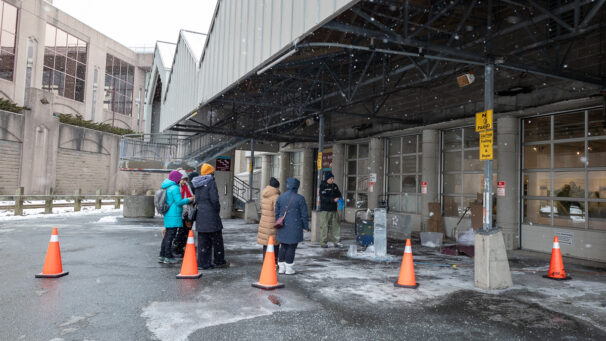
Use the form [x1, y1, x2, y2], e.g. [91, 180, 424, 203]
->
[317, 152, 323, 170]
[475, 109, 493, 132]
[480, 130, 493, 160]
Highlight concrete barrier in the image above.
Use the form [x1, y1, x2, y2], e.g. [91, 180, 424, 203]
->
[123, 195, 155, 218]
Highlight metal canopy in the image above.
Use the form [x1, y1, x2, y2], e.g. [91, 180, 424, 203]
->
[171, 0, 605, 143]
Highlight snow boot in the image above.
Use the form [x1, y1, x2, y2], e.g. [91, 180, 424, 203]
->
[278, 262, 286, 274]
[285, 263, 295, 275]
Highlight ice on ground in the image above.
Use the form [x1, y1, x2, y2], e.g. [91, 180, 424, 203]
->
[346, 244, 399, 262]
[97, 216, 118, 223]
[141, 280, 316, 341]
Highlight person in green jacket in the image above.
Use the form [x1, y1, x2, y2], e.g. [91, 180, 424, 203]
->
[159, 170, 194, 264]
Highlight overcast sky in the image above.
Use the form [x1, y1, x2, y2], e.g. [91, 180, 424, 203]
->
[52, 0, 218, 48]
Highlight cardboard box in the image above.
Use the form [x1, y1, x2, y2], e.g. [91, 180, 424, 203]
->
[470, 202, 483, 229]
[427, 218, 445, 233]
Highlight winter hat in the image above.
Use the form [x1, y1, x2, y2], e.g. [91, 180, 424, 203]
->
[269, 177, 280, 188]
[187, 171, 199, 182]
[179, 169, 188, 180]
[168, 170, 182, 184]
[200, 163, 215, 175]
[323, 171, 334, 181]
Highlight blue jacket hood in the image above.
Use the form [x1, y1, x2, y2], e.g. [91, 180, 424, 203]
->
[192, 175, 213, 188]
[161, 178, 177, 189]
[286, 177, 300, 192]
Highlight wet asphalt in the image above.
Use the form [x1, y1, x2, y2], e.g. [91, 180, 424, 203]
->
[0, 212, 605, 340]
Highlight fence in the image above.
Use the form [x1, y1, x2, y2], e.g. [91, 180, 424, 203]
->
[0, 188, 124, 216]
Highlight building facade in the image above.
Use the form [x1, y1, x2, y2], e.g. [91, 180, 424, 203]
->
[3, 0, 151, 130]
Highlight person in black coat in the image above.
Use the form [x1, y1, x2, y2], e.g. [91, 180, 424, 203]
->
[275, 177, 309, 275]
[318, 171, 343, 248]
[192, 163, 229, 269]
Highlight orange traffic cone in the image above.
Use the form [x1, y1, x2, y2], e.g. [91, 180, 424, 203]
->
[176, 230, 202, 279]
[252, 236, 284, 290]
[35, 228, 69, 278]
[394, 238, 419, 288]
[543, 236, 571, 280]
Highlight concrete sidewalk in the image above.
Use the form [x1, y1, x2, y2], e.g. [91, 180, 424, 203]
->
[0, 212, 604, 340]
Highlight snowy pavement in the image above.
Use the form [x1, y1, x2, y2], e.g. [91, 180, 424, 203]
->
[0, 210, 605, 340]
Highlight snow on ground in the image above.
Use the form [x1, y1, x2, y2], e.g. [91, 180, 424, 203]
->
[142, 281, 317, 341]
[217, 221, 606, 330]
[0, 205, 122, 221]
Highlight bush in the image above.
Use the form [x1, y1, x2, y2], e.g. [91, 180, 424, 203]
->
[57, 114, 136, 135]
[0, 98, 27, 113]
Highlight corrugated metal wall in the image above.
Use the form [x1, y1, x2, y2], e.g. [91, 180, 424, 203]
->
[162, 33, 206, 128]
[159, 0, 358, 131]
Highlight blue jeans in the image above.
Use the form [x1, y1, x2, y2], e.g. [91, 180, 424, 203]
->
[278, 243, 297, 263]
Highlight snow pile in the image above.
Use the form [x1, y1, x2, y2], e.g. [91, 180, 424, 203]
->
[0, 206, 122, 221]
[97, 216, 118, 223]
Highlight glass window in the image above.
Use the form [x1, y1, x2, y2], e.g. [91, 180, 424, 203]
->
[588, 140, 606, 167]
[554, 142, 585, 168]
[524, 145, 550, 169]
[104, 54, 135, 115]
[523, 116, 551, 142]
[386, 135, 422, 213]
[588, 109, 606, 137]
[554, 112, 585, 139]
[442, 127, 497, 217]
[522, 108, 606, 231]
[42, 24, 87, 102]
[346, 143, 369, 209]
[0, 1, 17, 81]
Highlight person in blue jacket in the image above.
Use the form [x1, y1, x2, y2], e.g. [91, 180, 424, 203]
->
[275, 177, 309, 275]
[159, 170, 194, 264]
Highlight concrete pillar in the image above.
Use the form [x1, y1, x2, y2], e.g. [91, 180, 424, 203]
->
[300, 148, 314, 213]
[123, 195, 155, 218]
[496, 116, 520, 249]
[368, 138, 385, 210]
[421, 129, 440, 231]
[279, 151, 289, 193]
[21, 88, 60, 194]
[260, 154, 272, 197]
[474, 229, 513, 289]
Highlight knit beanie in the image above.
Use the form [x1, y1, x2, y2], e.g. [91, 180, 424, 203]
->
[269, 177, 280, 188]
[168, 170, 182, 183]
[323, 171, 334, 181]
[187, 171, 199, 182]
[200, 163, 215, 175]
[179, 169, 188, 180]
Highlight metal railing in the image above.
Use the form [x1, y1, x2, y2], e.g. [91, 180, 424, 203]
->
[119, 133, 244, 166]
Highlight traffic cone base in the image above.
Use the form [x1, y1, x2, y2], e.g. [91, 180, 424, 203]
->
[35, 271, 69, 278]
[251, 282, 285, 290]
[542, 274, 571, 281]
[36, 228, 68, 279]
[394, 281, 419, 289]
[176, 231, 202, 279]
[177, 272, 202, 279]
[252, 237, 283, 290]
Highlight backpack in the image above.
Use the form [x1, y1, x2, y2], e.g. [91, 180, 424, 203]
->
[154, 189, 172, 215]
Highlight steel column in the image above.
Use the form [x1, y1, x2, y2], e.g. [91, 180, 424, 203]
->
[249, 139, 255, 202]
[483, 63, 494, 232]
[316, 114, 325, 210]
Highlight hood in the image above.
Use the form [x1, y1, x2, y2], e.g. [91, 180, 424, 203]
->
[192, 175, 213, 188]
[262, 185, 280, 198]
[161, 178, 177, 189]
[286, 177, 300, 192]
